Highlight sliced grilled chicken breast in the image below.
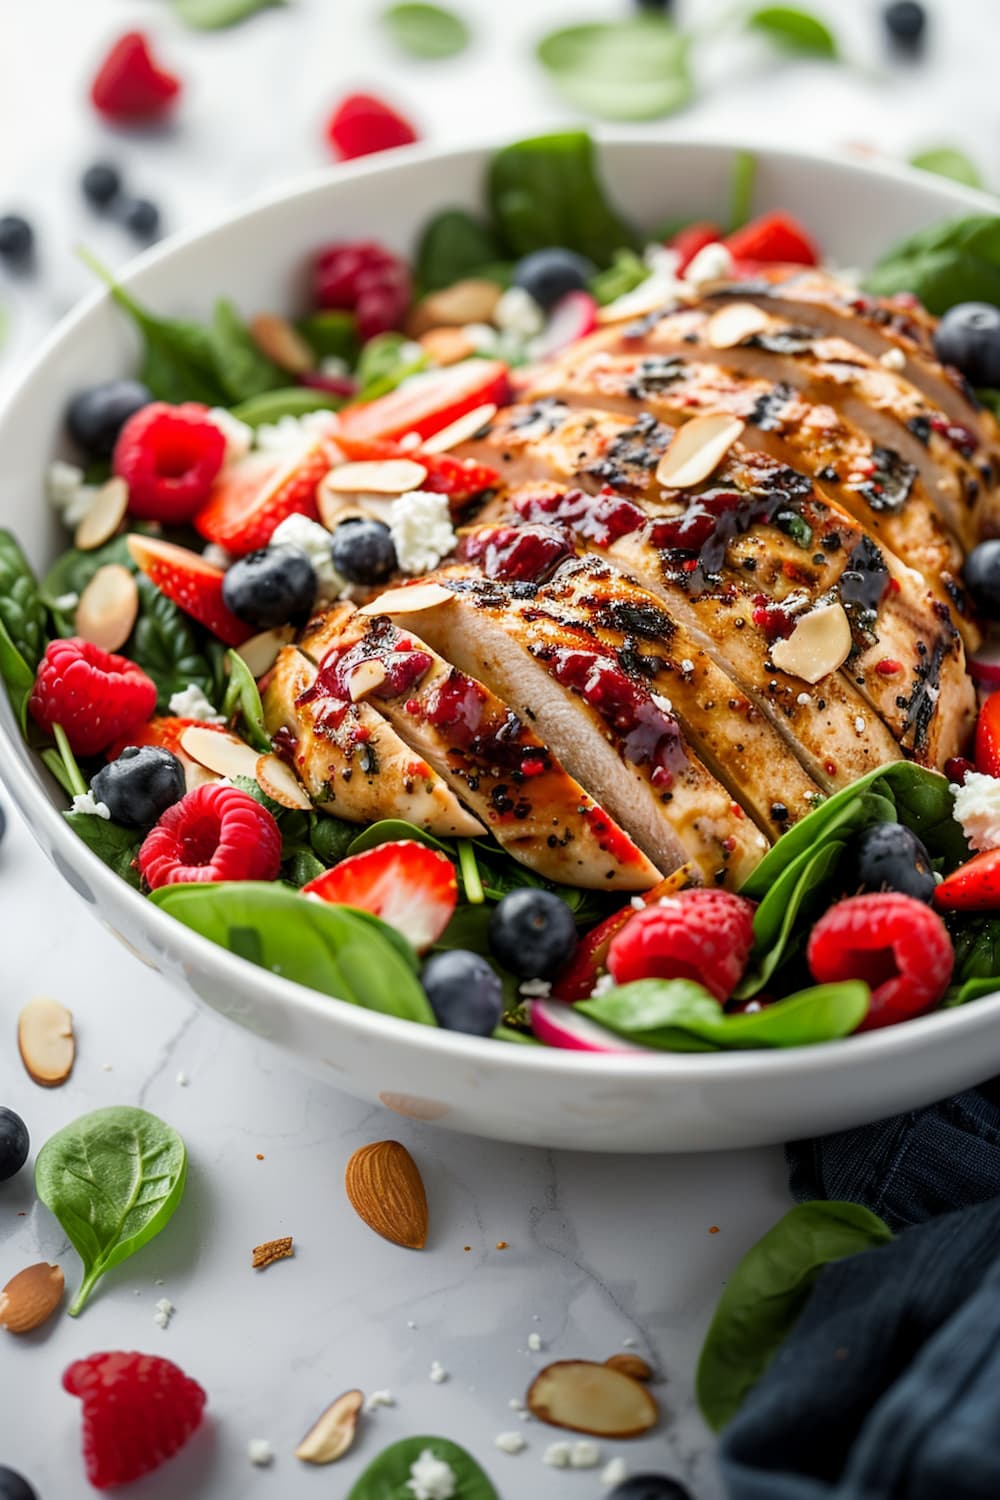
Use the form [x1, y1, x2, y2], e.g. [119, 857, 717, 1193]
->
[296, 604, 660, 890]
[371, 572, 770, 888]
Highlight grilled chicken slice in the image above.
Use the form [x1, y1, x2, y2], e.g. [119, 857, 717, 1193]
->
[369, 572, 770, 888]
[262, 633, 484, 838]
[296, 604, 660, 890]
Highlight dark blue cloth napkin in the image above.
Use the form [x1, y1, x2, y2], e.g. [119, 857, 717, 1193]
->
[718, 1083, 1000, 1499]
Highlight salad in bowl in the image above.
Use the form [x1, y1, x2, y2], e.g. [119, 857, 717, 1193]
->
[6, 131, 1000, 1067]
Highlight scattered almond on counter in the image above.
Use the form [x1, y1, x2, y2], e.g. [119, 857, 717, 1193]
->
[526, 1359, 659, 1438]
[604, 1352, 654, 1382]
[252, 1236, 294, 1270]
[0, 1261, 64, 1333]
[294, 1388, 364, 1465]
[18, 997, 75, 1087]
[344, 1140, 428, 1250]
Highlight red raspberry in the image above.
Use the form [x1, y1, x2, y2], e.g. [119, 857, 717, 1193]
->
[807, 892, 954, 1031]
[325, 92, 418, 162]
[90, 33, 181, 124]
[138, 782, 281, 890]
[64, 1350, 206, 1490]
[114, 402, 226, 523]
[29, 638, 157, 757]
[314, 240, 411, 343]
[607, 888, 756, 1001]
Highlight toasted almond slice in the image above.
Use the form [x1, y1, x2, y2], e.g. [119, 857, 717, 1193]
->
[18, 997, 75, 1088]
[527, 1360, 659, 1438]
[655, 414, 745, 490]
[316, 477, 373, 531]
[180, 725, 260, 781]
[235, 626, 296, 679]
[348, 658, 388, 701]
[605, 1353, 654, 1382]
[0, 1262, 65, 1334]
[705, 301, 771, 349]
[407, 279, 504, 336]
[418, 327, 479, 367]
[295, 1389, 364, 1465]
[770, 601, 853, 684]
[74, 476, 129, 551]
[597, 277, 683, 325]
[345, 1140, 428, 1250]
[256, 754, 312, 810]
[325, 460, 428, 496]
[360, 582, 454, 616]
[74, 564, 140, 653]
[250, 313, 315, 375]
[420, 403, 499, 455]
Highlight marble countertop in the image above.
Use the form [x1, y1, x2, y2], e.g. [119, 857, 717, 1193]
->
[0, 2, 993, 1494]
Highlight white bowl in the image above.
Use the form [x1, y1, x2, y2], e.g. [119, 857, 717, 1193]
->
[2, 135, 999, 1153]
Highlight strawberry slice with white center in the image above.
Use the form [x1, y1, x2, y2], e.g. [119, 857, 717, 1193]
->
[128, 535, 251, 647]
[302, 839, 457, 951]
[337, 359, 509, 445]
[194, 437, 334, 555]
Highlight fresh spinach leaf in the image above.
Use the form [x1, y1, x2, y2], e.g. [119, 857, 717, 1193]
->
[209, 299, 287, 403]
[222, 648, 271, 751]
[0, 624, 37, 736]
[488, 132, 638, 264]
[537, 19, 693, 123]
[696, 1200, 892, 1431]
[945, 913, 1000, 1006]
[493, 1022, 541, 1045]
[0, 530, 47, 670]
[347, 818, 451, 856]
[297, 310, 359, 366]
[284, 848, 326, 887]
[866, 215, 1000, 315]
[64, 812, 142, 886]
[590, 249, 650, 306]
[746, 5, 838, 57]
[174, 0, 284, 26]
[909, 147, 984, 190]
[35, 1106, 187, 1315]
[978, 388, 1000, 419]
[150, 882, 435, 1022]
[231, 773, 285, 820]
[356, 333, 428, 400]
[347, 1436, 499, 1500]
[129, 575, 216, 713]
[416, 208, 505, 293]
[729, 149, 757, 231]
[42, 533, 134, 605]
[310, 813, 358, 866]
[229, 387, 340, 427]
[382, 2, 469, 58]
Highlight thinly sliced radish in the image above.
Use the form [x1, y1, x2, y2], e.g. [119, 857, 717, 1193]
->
[971, 635, 1000, 686]
[530, 999, 646, 1054]
[532, 291, 598, 360]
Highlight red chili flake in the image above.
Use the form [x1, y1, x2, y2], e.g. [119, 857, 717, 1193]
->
[520, 755, 547, 778]
[722, 836, 737, 853]
[681, 558, 699, 573]
[876, 658, 903, 676]
[708, 1225, 720, 1234]
[405, 697, 422, 715]
[824, 760, 838, 776]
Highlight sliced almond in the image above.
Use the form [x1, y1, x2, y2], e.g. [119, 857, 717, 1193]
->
[295, 1389, 364, 1465]
[250, 313, 315, 375]
[597, 278, 681, 325]
[407, 279, 503, 337]
[252, 1236, 294, 1269]
[770, 601, 853, 684]
[75, 564, 139, 653]
[74, 476, 129, 551]
[325, 460, 428, 496]
[655, 414, 745, 490]
[0, 1262, 65, 1333]
[705, 301, 771, 349]
[348, 658, 388, 701]
[180, 725, 260, 781]
[345, 1140, 428, 1250]
[526, 1360, 659, 1438]
[605, 1353, 654, 1382]
[234, 625, 297, 680]
[420, 403, 498, 455]
[255, 754, 312, 810]
[18, 997, 75, 1088]
[360, 582, 454, 617]
[418, 326, 479, 367]
[316, 479, 371, 532]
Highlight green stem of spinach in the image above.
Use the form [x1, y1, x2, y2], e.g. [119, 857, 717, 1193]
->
[41, 747, 75, 798]
[458, 840, 484, 905]
[52, 724, 88, 799]
[68, 1264, 104, 1318]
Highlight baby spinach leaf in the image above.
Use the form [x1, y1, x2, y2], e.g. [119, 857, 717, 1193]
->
[297, 310, 359, 365]
[347, 818, 452, 856]
[42, 533, 134, 605]
[944, 913, 1000, 1006]
[347, 1436, 499, 1500]
[222, 648, 271, 751]
[382, 2, 469, 58]
[284, 848, 326, 887]
[416, 208, 505, 293]
[356, 333, 428, 400]
[866, 214, 1000, 315]
[746, 5, 838, 57]
[174, 0, 285, 28]
[310, 813, 358, 866]
[488, 132, 638, 264]
[209, 299, 287, 403]
[63, 812, 142, 888]
[35, 1106, 187, 1315]
[229, 387, 340, 427]
[0, 529, 47, 670]
[909, 147, 983, 190]
[696, 1200, 892, 1431]
[0, 625, 36, 736]
[590, 249, 650, 306]
[150, 881, 434, 1023]
[129, 575, 216, 712]
[537, 19, 693, 123]
[578, 978, 868, 1050]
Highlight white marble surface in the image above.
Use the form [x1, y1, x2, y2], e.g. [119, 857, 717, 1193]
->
[0, 2, 994, 1495]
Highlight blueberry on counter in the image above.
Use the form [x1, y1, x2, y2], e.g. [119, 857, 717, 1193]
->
[67, 378, 153, 459]
[488, 889, 578, 979]
[883, 1, 926, 50]
[81, 161, 123, 209]
[90, 747, 186, 831]
[0, 1469, 38, 1500]
[0, 215, 34, 265]
[421, 950, 504, 1035]
[120, 197, 161, 240]
[0, 1107, 29, 1183]
[933, 303, 1000, 389]
[847, 822, 936, 904]
[222, 545, 317, 629]
[608, 1477, 693, 1500]
[512, 247, 597, 313]
[330, 517, 397, 586]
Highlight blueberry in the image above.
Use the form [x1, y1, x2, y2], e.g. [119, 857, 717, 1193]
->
[66, 378, 152, 459]
[0, 215, 34, 264]
[91, 747, 186, 831]
[512, 247, 597, 313]
[120, 197, 161, 240]
[421, 950, 504, 1035]
[0, 1107, 29, 1183]
[963, 540, 1000, 617]
[848, 822, 936, 904]
[81, 161, 123, 209]
[634, 0, 675, 9]
[330, 518, 397, 586]
[222, 545, 317, 629]
[0, 1469, 38, 1500]
[488, 889, 578, 979]
[608, 1478, 693, 1500]
[883, 1, 926, 49]
[933, 303, 1000, 389]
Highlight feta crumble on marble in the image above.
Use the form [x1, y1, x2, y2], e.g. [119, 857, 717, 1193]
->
[495, 1432, 527, 1455]
[152, 1297, 174, 1329]
[570, 1439, 602, 1468]
[429, 1359, 448, 1384]
[879, 347, 906, 372]
[953, 771, 1000, 852]
[71, 791, 111, 819]
[543, 1442, 572, 1468]
[206, 407, 253, 465]
[685, 241, 735, 287]
[365, 1389, 395, 1412]
[169, 683, 225, 723]
[389, 490, 456, 575]
[602, 1457, 629, 1486]
[269, 513, 345, 603]
[527, 1332, 543, 1351]
[175, 1072, 189, 1087]
[406, 1448, 457, 1499]
[247, 1438, 273, 1467]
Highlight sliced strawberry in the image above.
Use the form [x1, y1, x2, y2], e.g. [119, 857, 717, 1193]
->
[303, 839, 457, 951]
[128, 535, 250, 647]
[935, 848, 1000, 912]
[976, 692, 1000, 777]
[669, 221, 722, 273]
[724, 211, 818, 267]
[337, 360, 509, 445]
[194, 438, 334, 555]
[333, 435, 499, 503]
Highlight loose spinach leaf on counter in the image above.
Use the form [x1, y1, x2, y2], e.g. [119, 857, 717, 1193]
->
[347, 1436, 499, 1500]
[696, 1200, 892, 1431]
[488, 132, 638, 264]
[537, 19, 693, 123]
[416, 208, 506, 293]
[746, 6, 839, 58]
[129, 575, 217, 713]
[36, 1106, 187, 1315]
[209, 299, 287, 404]
[63, 812, 142, 888]
[578, 979, 869, 1050]
[910, 147, 984, 190]
[174, 0, 285, 28]
[866, 214, 1000, 315]
[229, 387, 340, 427]
[382, 2, 470, 59]
[150, 882, 435, 1022]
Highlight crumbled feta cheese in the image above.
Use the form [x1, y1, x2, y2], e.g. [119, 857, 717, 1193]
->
[527, 1332, 543, 1351]
[47, 461, 96, 526]
[680, 658, 695, 674]
[508, 1397, 525, 1410]
[406, 1449, 457, 1500]
[652, 693, 673, 714]
[389, 490, 456, 575]
[590, 972, 616, 998]
[102, 1061, 113, 1071]
[495, 1432, 527, 1455]
[543, 1442, 572, 1468]
[365, 1389, 395, 1412]
[494, 286, 545, 339]
[319, 355, 350, 378]
[201, 542, 233, 571]
[953, 771, 1000, 851]
[854, 716, 866, 734]
[270, 512, 345, 603]
[464, 322, 502, 355]
[254, 413, 325, 453]
[247, 1439, 273, 1467]
[879, 347, 906, 372]
[630, 895, 646, 910]
[71, 791, 111, 819]
[152, 1297, 174, 1329]
[175, 1072, 189, 1087]
[570, 1440, 602, 1469]
[169, 683, 225, 723]
[685, 242, 735, 287]
[429, 1359, 448, 1384]
[206, 407, 253, 465]
[643, 243, 682, 277]
[519, 979, 551, 998]
[602, 1457, 629, 1486]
